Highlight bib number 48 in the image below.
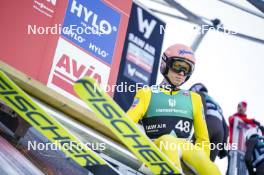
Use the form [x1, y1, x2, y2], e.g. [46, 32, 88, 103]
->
[175, 120, 191, 133]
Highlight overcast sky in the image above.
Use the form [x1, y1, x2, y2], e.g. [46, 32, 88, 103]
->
[141, 0, 264, 173]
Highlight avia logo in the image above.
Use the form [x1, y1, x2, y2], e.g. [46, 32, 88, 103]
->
[46, 0, 56, 6]
[127, 64, 136, 76]
[168, 99, 176, 107]
[137, 7, 157, 39]
[178, 49, 193, 56]
[70, 0, 117, 35]
[55, 54, 102, 85]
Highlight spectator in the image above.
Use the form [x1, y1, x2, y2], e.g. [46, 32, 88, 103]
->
[229, 101, 259, 144]
[227, 101, 260, 175]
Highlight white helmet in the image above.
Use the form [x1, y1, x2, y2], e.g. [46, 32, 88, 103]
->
[246, 127, 262, 140]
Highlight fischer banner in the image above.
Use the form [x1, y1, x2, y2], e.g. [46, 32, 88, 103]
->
[0, 0, 132, 105]
[114, 2, 166, 111]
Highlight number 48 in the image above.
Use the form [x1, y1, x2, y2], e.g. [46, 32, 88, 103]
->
[175, 120, 190, 133]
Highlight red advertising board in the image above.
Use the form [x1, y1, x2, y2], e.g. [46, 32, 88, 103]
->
[0, 0, 132, 103]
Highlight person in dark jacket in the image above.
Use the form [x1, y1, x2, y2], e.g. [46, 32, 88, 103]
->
[190, 83, 229, 161]
[245, 127, 264, 175]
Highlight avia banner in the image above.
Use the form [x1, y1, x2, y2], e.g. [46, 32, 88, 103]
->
[114, 2, 166, 111]
[47, 0, 127, 105]
[0, 0, 132, 106]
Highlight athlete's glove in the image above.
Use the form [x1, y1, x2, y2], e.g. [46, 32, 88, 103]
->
[218, 149, 228, 159]
[259, 125, 264, 133]
[254, 119, 261, 126]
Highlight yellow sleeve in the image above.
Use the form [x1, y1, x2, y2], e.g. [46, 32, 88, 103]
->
[191, 92, 210, 157]
[126, 88, 151, 123]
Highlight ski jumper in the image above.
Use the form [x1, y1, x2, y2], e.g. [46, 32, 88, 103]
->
[127, 87, 221, 175]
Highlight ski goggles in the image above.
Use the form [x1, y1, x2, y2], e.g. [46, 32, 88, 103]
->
[168, 58, 194, 76]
